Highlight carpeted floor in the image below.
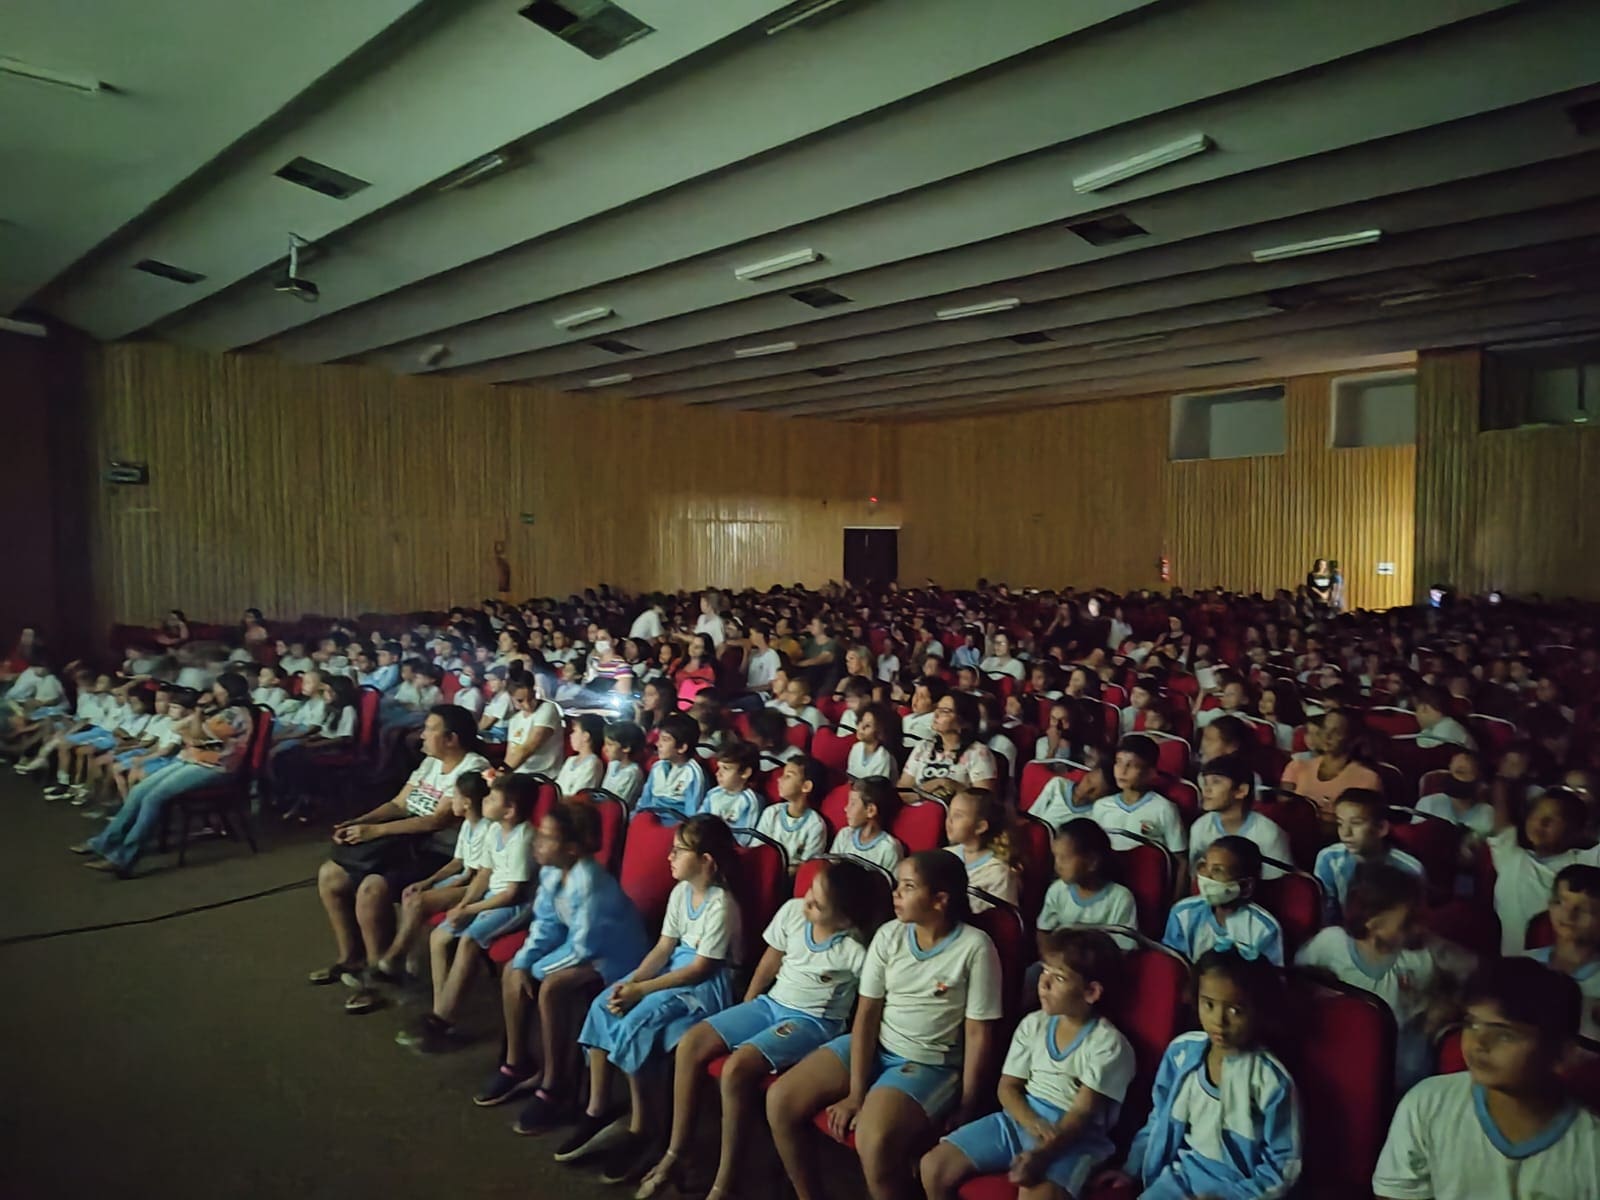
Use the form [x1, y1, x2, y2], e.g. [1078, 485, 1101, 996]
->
[0, 776, 814, 1200]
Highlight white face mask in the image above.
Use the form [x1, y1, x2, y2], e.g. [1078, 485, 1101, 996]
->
[1196, 875, 1242, 907]
[594, 640, 613, 656]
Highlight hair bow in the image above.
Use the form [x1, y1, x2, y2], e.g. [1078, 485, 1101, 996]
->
[1211, 937, 1260, 962]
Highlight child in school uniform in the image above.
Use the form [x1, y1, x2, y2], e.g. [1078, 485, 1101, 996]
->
[251, 665, 291, 715]
[505, 678, 565, 777]
[701, 742, 764, 843]
[451, 664, 485, 719]
[1115, 948, 1302, 1200]
[398, 772, 538, 1050]
[1031, 760, 1113, 832]
[637, 858, 885, 1200]
[554, 713, 606, 799]
[1190, 753, 1291, 881]
[767, 850, 1004, 1200]
[750, 706, 804, 766]
[1415, 748, 1495, 838]
[776, 677, 826, 732]
[1296, 863, 1475, 1090]
[1164, 837, 1284, 965]
[276, 639, 314, 678]
[922, 929, 1136, 1200]
[1314, 789, 1426, 925]
[601, 720, 646, 807]
[557, 815, 742, 1185]
[11, 666, 97, 778]
[267, 668, 327, 755]
[1372, 959, 1600, 1199]
[636, 713, 707, 821]
[75, 689, 155, 809]
[108, 688, 196, 809]
[1036, 819, 1138, 954]
[835, 675, 874, 735]
[1091, 735, 1189, 894]
[847, 703, 899, 781]
[1528, 863, 1600, 1040]
[945, 788, 1019, 913]
[478, 667, 515, 742]
[756, 755, 830, 870]
[1489, 786, 1600, 957]
[1117, 677, 1157, 737]
[829, 777, 905, 874]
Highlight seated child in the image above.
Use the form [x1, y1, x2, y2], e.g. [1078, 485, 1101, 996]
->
[1163, 837, 1285, 966]
[751, 707, 804, 766]
[477, 799, 651, 1132]
[757, 755, 830, 870]
[1296, 863, 1475, 1090]
[1413, 684, 1476, 750]
[1416, 748, 1494, 838]
[847, 703, 898, 781]
[945, 787, 1020, 914]
[1036, 819, 1137, 952]
[557, 816, 742, 1185]
[600, 720, 646, 807]
[829, 777, 905, 874]
[1528, 863, 1600, 1040]
[1488, 787, 1600, 956]
[554, 713, 606, 799]
[1117, 677, 1157, 737]
[1372, 958, 1600, 1199]
[922, 929, 1135, 1200]
[766, 850, 1003, 1200]
[777, 677, 825, 732]
[477, 667, 515, 742]
[636, 714, 707, 821]
[252, 665, 291, 715]
[1314, 789, 1425, 925]
[1117, 948, 1302, 1200]
[1189, 753, 1290, 880]
[1031, 760, 1112, 832]
[1034, 702, 1080, 765]
[836, 675, 874, 735]
[702, 742, 764, 844]
[1091, 736, 1188, 894]
[637, 858, 883, 1200]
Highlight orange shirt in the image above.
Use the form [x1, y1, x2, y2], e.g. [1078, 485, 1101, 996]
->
[1281, 755, 1382, 818]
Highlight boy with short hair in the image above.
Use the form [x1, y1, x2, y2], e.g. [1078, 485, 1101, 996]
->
[828, 776, 904, 873]
[1190, 753, 1291, 880]
[902, 677, 947, 745]
[776, 677, 825, 732]
[755, 754, 829, 871]
[835, 675, 874, 735]
[1529, 863, 1600, 1040]
[1373, 958, 1600, 1199]
[1413, 684, 1476, 751]
[600, 720, 645, 807]
[921, 929, 1135, 1200]
[1091, 735, 1188, 895]
[701, 741, 763, 844]
[635, 713, 705, 821]
[1314, 789, 1425, 924]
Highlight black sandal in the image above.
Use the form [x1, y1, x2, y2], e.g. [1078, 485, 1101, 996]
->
[308, 961, 364, 986]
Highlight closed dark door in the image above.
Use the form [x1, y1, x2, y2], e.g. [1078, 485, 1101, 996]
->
[843, 528, 898, 588]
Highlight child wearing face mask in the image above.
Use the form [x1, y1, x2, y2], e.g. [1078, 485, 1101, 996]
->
[1416, 749, 1494, 838]
[1162, 837, 1284, 966]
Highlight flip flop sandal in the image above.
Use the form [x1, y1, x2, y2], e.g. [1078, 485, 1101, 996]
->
[345, 989, 385, 1015]
[308, 961, 364, 986]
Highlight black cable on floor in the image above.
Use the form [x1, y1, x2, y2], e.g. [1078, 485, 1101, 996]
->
[0, 876, 317, 948]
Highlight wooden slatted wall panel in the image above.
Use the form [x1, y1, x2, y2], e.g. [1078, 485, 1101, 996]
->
[81, 343, 897, 627]
[1415, 348, 1600, 598]
[1166, 373, 1415, 612]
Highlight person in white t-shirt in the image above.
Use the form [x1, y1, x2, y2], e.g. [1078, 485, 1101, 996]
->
[400, 773, 538, 1049]
[629, 601, 666, 643]
[1372, 958, 1600, 1200]
[555, 713, 606, 799]
[505, 679, 563, 777]
[693, 592, 727, 651]
[1489, 787, 1600, 956]
[977, 631, 1025, 685]
[847, 704, 899, 781]
[1412, 686, 1476, 751]
[741, 623, 782, 697]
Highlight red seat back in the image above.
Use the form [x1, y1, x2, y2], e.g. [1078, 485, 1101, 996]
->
[1114, 837, 1174, 939]
[246, 707, 275, 775]
[1253, 794, 1327, 872]
[969, 896, 1029, 1027]
[1417, 768, 1451, 799]
[820, 782, 852, 836]
[529, 776, 560, 826]
[794, 855, 827, 899]
[1253, 870, 1322, 959]
[1387, 809, 1464, 897]
[440, 672, 462, 702]
[356, 686, 383, 755]
[812, 727, 855, 777]
[619, 812, 678, 935]
[1367, 707, 1421, 739]
[729, 710, 753, 741]
[817, 695, 847, 725]
[1468, 713, 1516, 753]
[784, 720, 811, 752]
[1101, 683, 1128, 708]
[891, 797, 949, 854]
[1019, 761, 1078, 813]
[763, 768, 785, 806]
[582, 789, 629, 872]
[1149, 735, 1190, 780]
[1011, 813, 1055, 926]
[1102, 941, 1191, 1149]
[1525, 909, 1554, 950]
[1282, 978, 1397, 1197]
[1423, 898, 1501, 960]
[734, 833, 790, 965]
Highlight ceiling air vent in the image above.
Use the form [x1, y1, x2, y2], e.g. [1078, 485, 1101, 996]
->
[809, 366, 844, 377]
[1009, 331, 1053, 346]
[519, 1, 654, 59]
[591, 338, 640, 355]
[133, 259, 205, 284]
[1065, 213, 1148, 247]
[275, 157, 370, 200]
[790, 286, 851, 309]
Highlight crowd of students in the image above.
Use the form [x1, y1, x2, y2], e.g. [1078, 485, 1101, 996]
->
[5, 580, 1600, 1197]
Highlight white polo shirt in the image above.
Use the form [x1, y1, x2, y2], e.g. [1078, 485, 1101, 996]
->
[764, 897, 868, 1022]
[859, 919, 1003, 1067]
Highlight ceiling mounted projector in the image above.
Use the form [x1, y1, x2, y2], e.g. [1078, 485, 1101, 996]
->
[274, 234, 319, 303]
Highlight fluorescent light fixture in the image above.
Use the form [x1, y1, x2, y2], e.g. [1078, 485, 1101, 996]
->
[1090, 332, 1168, 351]
[1072, 133, 1211, 194]
[437, 152, 509, 192]
[733, 341, 799, 358]
[0, 316, 47, 338]
[1251, 229, 1383, 263]
[0, 56, 103, 94]
[552, 305, 614, 331]
[734, 249, 820, 282]
[935, 298, 1022, 321]
[586, 372, 633, 387]
[766, 0, 848, 35]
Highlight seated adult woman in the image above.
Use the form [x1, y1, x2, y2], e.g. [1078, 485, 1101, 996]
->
[308, 704, 489, 988]
[1280, 708, 1381, 821]
[898, 690, 997, 799]
[579, 628, 634, 707]
[71, 673, 255, 877]
[154, 609, 190, 649]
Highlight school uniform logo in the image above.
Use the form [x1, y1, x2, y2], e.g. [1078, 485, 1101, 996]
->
[932, 981, 950, 997]
[774, 1023, 795, 1038]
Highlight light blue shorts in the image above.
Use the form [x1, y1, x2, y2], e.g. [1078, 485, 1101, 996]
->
[68, 729, 117, 751]
[481, 724, 509, 744]
[443, 901, 531, 948]
[944, 1095, 1110, 1195]
[825, 1034, 961, 1119]
[704, 996, 842, 1071]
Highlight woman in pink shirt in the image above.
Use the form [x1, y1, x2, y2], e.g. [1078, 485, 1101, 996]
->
[1281, 709, 1381, 820]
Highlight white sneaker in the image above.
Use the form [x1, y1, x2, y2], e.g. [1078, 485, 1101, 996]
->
[70, 791, 95, 808]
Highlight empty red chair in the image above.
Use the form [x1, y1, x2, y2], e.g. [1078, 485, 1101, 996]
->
[619, 812, 679, 936]
[734, 832, 790, 966]
[1153, 776, 1201, 825]
[1253, 869, 1323, 959]
[1148, 734, 1190, 780]
[1101, 683, 1128, 708]
[812, 727, 856, 779]
[1020, 761, 1078, 813]
[1468, 713, 1516, 754]
[1253, 793, 1327, 873]
[1281, 977, 1397, 1196]
[1114, 835, 1174, 939]
[1010, 812, 1055, 926]
[784, 720, 812, 752]
[529, 774, 560, 825]
[820, 782, 852, 835]
[1387, 808, 1464, 898]
[892, 796, 949, 854]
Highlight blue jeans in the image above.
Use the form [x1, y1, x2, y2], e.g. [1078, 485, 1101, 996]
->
[90, 762, 226, 870]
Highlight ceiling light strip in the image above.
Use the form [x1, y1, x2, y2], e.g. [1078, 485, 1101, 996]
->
[1072, 133, 1211, 194]
[936, 298, 1022, 321]
[733, 341, 799, 358]
[587, 373, 633, 387]
[766, 0, 849, 36]
[1251, 229, 1383, 263]
[734, 249, 820, 281]
[0, 56, 103, 94]
[552, 306, 614, 331]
